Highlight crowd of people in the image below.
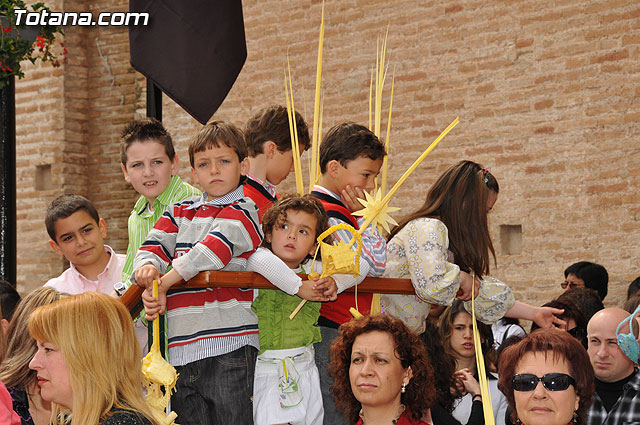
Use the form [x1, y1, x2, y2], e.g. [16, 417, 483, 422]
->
[0, 106, 637, 425]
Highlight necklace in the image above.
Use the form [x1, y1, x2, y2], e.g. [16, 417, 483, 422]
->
[359, 404, 406, 424]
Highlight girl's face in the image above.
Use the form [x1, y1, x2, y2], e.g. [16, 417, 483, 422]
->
[450, 312, 475, 360]
[266, 210, 318, 268]
[29, 340, 73, 409]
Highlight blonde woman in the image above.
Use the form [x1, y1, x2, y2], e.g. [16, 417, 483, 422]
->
[28, 292, 158, 425]
[0, 287, 67, 425]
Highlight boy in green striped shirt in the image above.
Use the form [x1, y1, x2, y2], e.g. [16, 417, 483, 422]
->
[119, 118, 200, 287]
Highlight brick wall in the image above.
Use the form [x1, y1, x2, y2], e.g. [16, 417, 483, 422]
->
[15, 0, 640, 309]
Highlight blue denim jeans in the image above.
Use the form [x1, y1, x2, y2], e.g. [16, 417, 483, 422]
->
[315, 326, 348, 425]
[173, 345, 258, 425]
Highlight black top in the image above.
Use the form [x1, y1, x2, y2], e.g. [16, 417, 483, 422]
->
[102, 409, 154, 425]
[595, 369, 637, 412]
[7, 386, 34, 425]
[431, 400, 484, 425]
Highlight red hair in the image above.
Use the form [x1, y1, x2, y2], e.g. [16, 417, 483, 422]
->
[497, 329, 594, 424]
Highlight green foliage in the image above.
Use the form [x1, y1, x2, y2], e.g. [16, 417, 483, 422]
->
[0, 0, 65, 88]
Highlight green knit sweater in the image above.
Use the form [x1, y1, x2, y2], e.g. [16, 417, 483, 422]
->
[252, 262, 322, 354]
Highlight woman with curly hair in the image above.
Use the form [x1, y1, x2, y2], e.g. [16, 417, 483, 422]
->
[329, 314, 436, 425]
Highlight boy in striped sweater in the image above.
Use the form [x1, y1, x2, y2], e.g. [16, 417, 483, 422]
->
[133, 121, 262, 425]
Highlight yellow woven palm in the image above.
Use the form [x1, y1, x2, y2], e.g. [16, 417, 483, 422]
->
[142, 281, 179, 425]
[314, 224, 363, 278]
[289, 224, 364, 320]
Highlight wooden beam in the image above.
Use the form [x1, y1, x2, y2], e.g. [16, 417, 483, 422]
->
[121, 271, 414, 317]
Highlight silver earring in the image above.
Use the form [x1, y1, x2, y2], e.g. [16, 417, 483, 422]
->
[401, 383, 406, 393]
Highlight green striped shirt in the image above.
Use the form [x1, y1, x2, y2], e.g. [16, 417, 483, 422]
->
[122, 175, 201, 285]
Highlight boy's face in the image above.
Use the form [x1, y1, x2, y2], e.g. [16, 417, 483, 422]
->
[190, 144, 249, 197]
[49, 210, 107, 268]
[329, 156, 383, 194]
[265, 142, 301, 185]
[266, 210, 318, 268]
[121, 140, 178, 205]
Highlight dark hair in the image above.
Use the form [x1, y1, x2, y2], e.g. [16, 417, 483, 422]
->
[329, 315, 436, 423]
[45, 194, 100, 240]
[556, 287, 604, 324]
[627, 277, 640, 300]
[531, 299, 587, 349]
[244, 105, 310, 157]
[564, 261, 608, 300]
[496, 334, 525, 373]
[318, 122, 386, 174]
[421, 320, 459, 412]
[497, 329, 594, 425]
[389, 160, 497, 279]
[188, 121, 248, 185]
[0, 280, 20, 321]
[120, 118, 175, 165]
[438, 299, 496, 373]
[261, 194, 329, 263]
[624, 294, 640, 315]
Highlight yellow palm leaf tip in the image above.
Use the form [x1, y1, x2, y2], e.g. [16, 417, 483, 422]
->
[352, 188, 400, 234]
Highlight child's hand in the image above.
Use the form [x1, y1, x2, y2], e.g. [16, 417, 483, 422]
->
[313, 276, 338, 301]
[135, 264, 160, 289]
[533, 306, 566, 329]
[142, 285, 165, 320]
[297, 280, 326, 302]
[457, 271, 481, 301]
[340, 185, 367, 212]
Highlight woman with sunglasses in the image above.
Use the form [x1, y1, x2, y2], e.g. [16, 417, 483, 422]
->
[497, 329, 594, 425]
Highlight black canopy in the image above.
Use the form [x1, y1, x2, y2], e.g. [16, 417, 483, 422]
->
[129, 0, 247, 124]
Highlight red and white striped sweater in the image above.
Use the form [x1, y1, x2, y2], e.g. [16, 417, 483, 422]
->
[133, 186, 263, 366]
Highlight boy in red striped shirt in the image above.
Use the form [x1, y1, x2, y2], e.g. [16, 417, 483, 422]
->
[134, 121, 262, 425]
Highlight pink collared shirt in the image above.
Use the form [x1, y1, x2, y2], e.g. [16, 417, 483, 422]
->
[44, 245, 126, 295]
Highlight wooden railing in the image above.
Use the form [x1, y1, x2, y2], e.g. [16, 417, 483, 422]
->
[121, 271, 414, 318]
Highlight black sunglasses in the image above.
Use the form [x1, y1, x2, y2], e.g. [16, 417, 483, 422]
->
[512, 373, 576, 392]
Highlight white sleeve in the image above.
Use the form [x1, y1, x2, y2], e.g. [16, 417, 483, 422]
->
[245, 248, 302, 296]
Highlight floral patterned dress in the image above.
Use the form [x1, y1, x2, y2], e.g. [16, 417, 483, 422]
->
[381, 217, 514, 333]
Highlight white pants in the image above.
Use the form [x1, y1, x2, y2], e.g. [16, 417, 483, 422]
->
[253, 345, 323, 425]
